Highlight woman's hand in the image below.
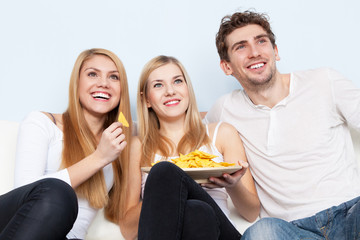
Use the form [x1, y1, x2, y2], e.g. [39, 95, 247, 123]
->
[201, 161, 249, 189]
[94, 122, 127, 165]
[66, 122, 127, 188]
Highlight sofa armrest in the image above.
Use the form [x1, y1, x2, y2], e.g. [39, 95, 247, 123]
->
[0, 120, 19, 194]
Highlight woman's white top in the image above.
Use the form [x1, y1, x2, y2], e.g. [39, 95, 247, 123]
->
[141, 122, 230, 218]
[14, 111, 114, 239]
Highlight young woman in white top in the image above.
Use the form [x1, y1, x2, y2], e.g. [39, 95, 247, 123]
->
[1, 48, 132, 240]
[119, 55, 260, 240]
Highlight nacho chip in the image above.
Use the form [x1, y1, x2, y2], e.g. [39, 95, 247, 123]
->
[118, 112, 129, 127]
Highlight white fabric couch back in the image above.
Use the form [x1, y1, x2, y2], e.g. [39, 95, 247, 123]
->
[1, 120, 360, 239]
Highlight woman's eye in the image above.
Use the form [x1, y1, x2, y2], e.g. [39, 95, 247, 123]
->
[88, 72, 97, 77]
[174, 79, 183, 84]
[110, 74, 119, 80]
[153, 83, 162, 88]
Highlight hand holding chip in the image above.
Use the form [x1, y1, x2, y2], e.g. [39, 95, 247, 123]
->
[94, 121, 127, 165]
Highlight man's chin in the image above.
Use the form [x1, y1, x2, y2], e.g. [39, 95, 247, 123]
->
[247, 75, 274, 91]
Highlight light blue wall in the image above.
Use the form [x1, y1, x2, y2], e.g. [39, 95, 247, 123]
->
[1, 0, 359, 121]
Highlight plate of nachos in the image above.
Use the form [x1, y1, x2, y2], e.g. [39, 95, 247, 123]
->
[141, 150, 242, 183]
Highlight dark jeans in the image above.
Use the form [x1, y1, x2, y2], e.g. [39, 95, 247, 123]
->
[0, 178, 78, 240]
[138, 161, 241, 240]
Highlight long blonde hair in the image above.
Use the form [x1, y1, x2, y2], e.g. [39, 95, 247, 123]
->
[62, 48, 132, 222]
[137, 55, 210, 166]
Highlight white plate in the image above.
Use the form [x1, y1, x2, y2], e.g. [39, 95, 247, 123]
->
[141, 165, 242, 183]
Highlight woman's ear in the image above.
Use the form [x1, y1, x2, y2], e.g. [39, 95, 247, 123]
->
[141, 91, 151, 108]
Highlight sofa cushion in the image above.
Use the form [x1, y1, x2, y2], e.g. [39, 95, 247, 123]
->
[2, 119, 360, 239]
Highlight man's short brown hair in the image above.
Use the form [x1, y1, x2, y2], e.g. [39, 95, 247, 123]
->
[216, 10, 276, 61]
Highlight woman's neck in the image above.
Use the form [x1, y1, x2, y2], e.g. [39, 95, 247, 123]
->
[83, 111, 106, 141]
[158, 117, 186, 147]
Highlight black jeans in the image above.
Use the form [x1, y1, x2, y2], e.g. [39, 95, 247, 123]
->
[0, 178, 78, 240]
[138, 161, 241, 240]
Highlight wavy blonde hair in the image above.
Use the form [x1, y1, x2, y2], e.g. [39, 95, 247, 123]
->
[62, 48, 132, 222]
[137, 55, 210, 166]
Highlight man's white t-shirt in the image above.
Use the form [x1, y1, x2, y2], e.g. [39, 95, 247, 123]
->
[204, 67, 360, 221]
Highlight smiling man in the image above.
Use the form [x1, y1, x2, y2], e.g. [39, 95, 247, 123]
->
[204, 10, 360, 239]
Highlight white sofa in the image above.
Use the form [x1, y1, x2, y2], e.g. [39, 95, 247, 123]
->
[0, 120, 259, 239]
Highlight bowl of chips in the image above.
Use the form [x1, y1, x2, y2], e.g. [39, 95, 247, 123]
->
[141, 150, 242, 183]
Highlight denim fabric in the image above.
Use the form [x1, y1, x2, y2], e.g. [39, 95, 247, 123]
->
[0, 178, 78, 240]
[242, 196, 360, 240]
[138, 161, 241, 240]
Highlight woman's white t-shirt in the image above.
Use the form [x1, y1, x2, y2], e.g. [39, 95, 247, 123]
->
[15, 111, 114, 239]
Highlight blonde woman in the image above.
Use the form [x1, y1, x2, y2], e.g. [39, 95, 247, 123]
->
[7, 48, 132, 240]
[119, 56, 259, 240]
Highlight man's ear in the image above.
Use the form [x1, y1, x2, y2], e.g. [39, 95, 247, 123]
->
[274, 45, 280, 61]
[220, 60, 233, 75]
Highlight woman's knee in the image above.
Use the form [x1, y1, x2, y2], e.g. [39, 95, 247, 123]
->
[185, 199, 217, 219]
[39, 178, 76, 200]
[33, 178, 78, 219]
[147, 161, 180, 184]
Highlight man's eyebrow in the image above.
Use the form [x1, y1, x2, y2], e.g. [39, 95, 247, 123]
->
[254, 34, 270, 40]
[230, 34, 270, 51]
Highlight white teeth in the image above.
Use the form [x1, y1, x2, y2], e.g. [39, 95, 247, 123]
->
[165, 100, 179, 105]
[250, 63, 264, 69]
[92, 92, 110, 99]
